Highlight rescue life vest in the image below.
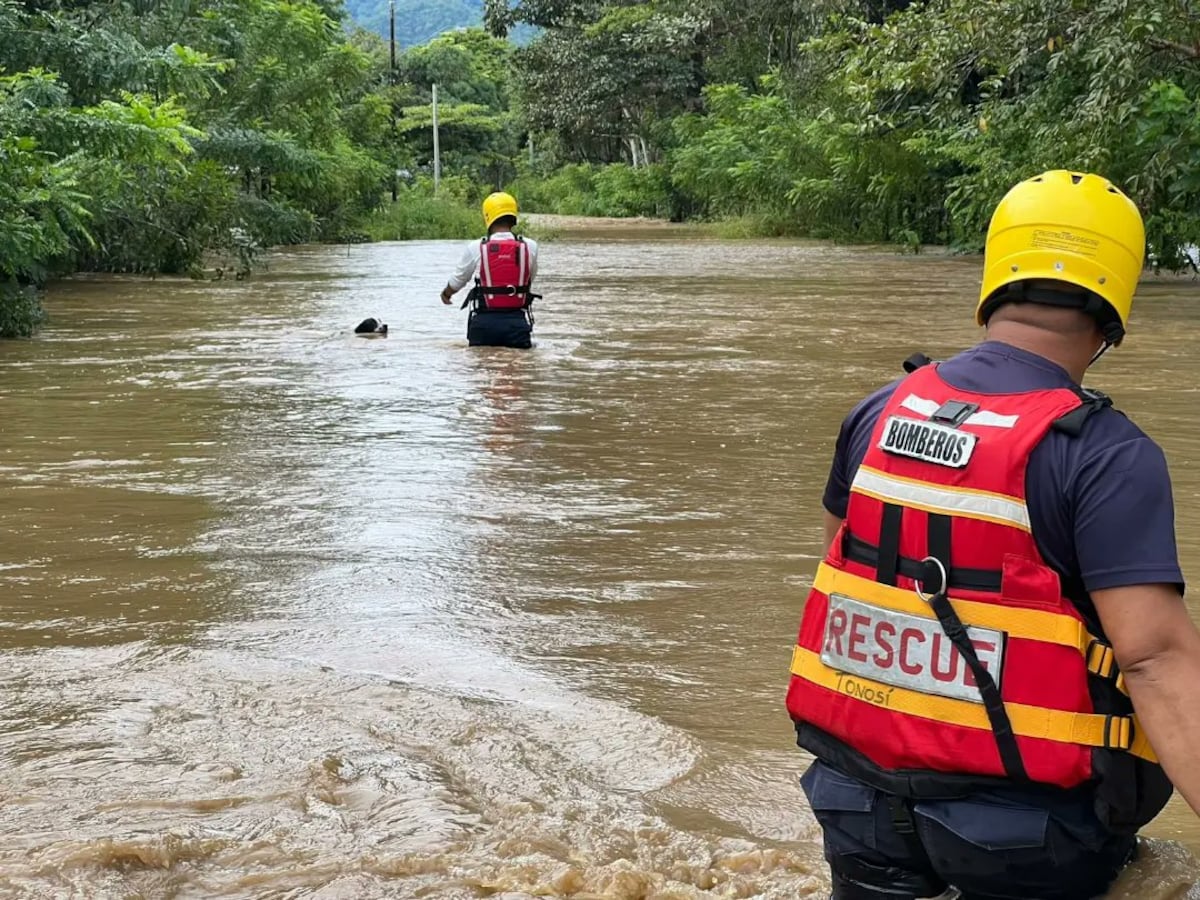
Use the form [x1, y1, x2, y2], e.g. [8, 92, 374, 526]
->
[785, 359, 1171, 831]
[475, 236, 531, 310]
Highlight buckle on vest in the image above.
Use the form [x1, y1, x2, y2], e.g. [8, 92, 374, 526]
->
[914, 556, 947, 603]
[1086, 639, 1117, 679]
[1102, 714, 1132, 751]
[885, 793, 918, 837]
[929, 399, 979, 427]
[1086, 639, 1127, 693]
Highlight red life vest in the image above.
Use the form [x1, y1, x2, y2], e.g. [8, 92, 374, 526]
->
[476, 236, 531, 310]
[785, 362, 1169, 828]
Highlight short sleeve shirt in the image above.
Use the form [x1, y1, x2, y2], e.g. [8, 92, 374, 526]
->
[822, 342, 1185, 611]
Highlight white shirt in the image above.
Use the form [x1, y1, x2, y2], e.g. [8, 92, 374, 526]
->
[446, 232, 539, 292]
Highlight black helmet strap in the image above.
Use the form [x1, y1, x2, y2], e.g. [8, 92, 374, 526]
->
[980, 281, 1125, 349]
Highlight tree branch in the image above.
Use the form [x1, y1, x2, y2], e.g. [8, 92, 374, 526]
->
[1148, 36, 1200, 59]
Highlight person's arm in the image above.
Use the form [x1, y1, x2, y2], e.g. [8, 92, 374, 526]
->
[526, 238, 539, 284]
[441, 242, 479, 304]
[818, 386, 897, 558]
[1065, 430, 1195, 809]
[819, 406, 855, 556]
[1093, 584, 1200, 816]
[823, 510, 844, 556]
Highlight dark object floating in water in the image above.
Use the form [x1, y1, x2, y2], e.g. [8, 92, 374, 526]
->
[355, 317, 388, 336]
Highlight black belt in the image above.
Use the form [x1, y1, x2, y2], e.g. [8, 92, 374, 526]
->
[842, 533, 1001, 593]
[479, 285, 530, 295]
[472, 307, 527, 315]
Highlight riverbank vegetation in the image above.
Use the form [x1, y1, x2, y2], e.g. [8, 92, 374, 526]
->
[502, 0, 1200, 265]
[4, 0, 1200, 335]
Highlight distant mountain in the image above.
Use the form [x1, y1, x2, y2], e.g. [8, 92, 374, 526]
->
[343, 0, 484, 48]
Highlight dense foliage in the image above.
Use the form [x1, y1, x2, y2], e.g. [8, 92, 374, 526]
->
[396, 28, 521, 188]
[0, 0, 399, 333]
[0, 0, 538, 335]
[5, 0, 1200, 337]
[495, 0, 1200, 262]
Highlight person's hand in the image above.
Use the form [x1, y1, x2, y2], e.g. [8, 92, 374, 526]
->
[440, 287, 453, 305]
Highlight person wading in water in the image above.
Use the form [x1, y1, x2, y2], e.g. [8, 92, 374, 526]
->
[440, 192, 540, 349]
[786, 169, 1200, 900]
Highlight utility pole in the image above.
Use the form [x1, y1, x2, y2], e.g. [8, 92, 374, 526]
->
[389, 0, 397, 202]
[432, 82, 440, 195]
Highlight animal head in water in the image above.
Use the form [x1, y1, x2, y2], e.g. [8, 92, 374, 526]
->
[354, 317, 388, 336]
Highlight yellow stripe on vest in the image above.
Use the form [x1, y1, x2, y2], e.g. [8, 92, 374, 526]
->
[814, 564, 1092, 653]
[790, 646, 1157, 763]
[1130, 724, 1158, 763]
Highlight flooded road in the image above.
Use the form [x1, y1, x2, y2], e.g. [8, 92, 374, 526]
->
[3, 227, 1200, 898]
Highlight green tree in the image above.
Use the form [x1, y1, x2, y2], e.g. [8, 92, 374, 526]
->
[397, 28, 522, 187]
[513, 4, 703, 164]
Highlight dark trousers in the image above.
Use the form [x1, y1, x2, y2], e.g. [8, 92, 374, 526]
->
[466, 309, 533, 349]
[801, 761, 1136, 900]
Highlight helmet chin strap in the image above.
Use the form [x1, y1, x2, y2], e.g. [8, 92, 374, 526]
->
[1087, 319, 1125, 369]
[981, 283, 1126, 371]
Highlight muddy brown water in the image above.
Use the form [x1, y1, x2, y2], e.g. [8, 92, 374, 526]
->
[3, 226, 1200, 899]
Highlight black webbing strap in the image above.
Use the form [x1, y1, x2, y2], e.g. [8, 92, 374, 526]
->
[459, 285, 483, 310]
[981, 283, 1126, 346]
[479, 283, 532, 295]
[927, 513, 952, 576]
[876, 503, 903, 586]
[465, 286, 538, 312]
[922, 513, 1029, 782]
[1052, 385, 1113, 437]
[902, 352, 935, 373]
[884, 793, 926, 859]
[843, 533, 1002, 593]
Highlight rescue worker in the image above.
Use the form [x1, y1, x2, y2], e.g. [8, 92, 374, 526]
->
[440, 191, 540, 349]
[786, 170, 1200, 900]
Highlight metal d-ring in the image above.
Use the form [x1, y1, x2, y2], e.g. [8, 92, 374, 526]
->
[915, 555, 948, 604]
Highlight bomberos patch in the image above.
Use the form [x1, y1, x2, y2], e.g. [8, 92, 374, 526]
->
[878, 415, 976, 468]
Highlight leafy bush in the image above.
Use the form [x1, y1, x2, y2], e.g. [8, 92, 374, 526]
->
[360, 183, 481, 240]
[507, 162, 674, 217]
[0, 281, 47, 339]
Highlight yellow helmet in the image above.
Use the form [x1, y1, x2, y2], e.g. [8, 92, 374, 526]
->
[977, 170, 1145, 343]
[481, 191, 519, 229]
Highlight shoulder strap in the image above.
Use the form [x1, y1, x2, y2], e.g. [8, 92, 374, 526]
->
[518, 236, 529, 286]
[1052, 386, 1114, 437]
[902, 352, 935, 373]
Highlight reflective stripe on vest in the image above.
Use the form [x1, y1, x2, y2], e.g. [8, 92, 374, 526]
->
[790, 647, 1153, 761]
[478, 236, 529, 309]
[785, 364, 1158, 791]
[852, 465, 1031, 531]
[799, 563, 1152, 762]
[814, 564, 1090, 654]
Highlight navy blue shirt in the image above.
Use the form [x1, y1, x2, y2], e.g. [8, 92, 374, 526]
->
[823, 342, 1185, 607]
